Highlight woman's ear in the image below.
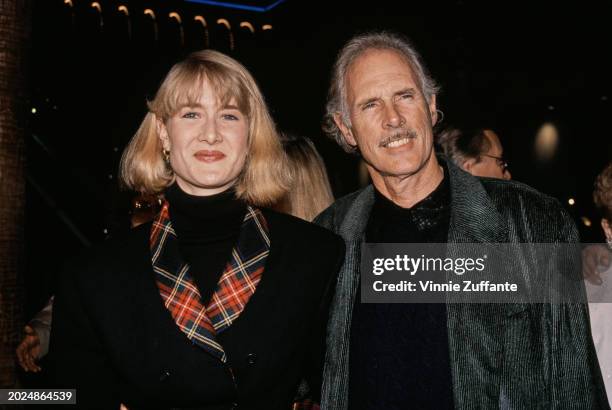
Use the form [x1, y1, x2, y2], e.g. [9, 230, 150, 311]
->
[155, 115, 170, 151]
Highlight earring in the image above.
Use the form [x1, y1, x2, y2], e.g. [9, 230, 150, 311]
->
[162, 149, 171, 165]
[607, 236, 612, 251]
[435, 109, 445, 125]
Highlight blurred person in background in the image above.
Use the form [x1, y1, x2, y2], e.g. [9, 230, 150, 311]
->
[436, 127, 511, 180]
[47, 50, 344, 409]
[585, 160, 612, 405]
[15, 296, 52, 373]
[274, 134, 334, 221]
[584, 162, 612, 285]
[128, 193, 163, 228]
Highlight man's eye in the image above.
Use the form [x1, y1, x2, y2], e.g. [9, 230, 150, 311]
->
[400, 93, 414, 100]
[182, 112, 199, 119]
[362, 102, 376, 110]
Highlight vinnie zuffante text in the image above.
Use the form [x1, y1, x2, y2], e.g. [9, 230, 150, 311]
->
[371, 254, 518, 293]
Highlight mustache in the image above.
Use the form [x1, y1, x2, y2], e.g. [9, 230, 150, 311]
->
[379, 129, 418, 147]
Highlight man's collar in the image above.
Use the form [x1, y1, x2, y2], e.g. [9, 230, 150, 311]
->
[338, 185, 375, 241]
[445, 157, 508, 243]
[337, 155, 509, 244]
[371, 164, 450, 232]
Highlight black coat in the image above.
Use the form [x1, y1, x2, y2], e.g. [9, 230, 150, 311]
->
[316, 158, 610, 409]
[48, 209, 345, 410]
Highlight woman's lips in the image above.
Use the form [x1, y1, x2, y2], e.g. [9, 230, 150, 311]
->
[194, 150, 225, 162]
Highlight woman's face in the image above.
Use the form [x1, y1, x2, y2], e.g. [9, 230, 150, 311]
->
[158, 79, 249, 196]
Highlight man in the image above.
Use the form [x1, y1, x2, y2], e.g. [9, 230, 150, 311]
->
[317, 32, 608, 409]
[436, 127, 512, 179]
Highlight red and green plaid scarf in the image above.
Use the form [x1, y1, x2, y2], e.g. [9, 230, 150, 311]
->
[150, 200, 270, 362]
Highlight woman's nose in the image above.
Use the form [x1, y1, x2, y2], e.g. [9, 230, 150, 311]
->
[198, 121, 221, 144]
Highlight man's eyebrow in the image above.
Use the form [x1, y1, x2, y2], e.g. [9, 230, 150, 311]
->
[356, 96, 380, 107]
[394, 88, 416, 97]
[355, 88, 418, 107]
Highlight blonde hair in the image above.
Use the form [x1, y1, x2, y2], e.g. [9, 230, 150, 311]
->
[120, 49, 290, 206]
[274, 135, 334, 221]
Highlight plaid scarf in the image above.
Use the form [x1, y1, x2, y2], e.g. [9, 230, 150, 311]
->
[150, 200, 270, 362]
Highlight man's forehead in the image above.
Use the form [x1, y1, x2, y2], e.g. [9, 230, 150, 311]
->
[483, 130, 503, 153]
[346, 49, 419, 99]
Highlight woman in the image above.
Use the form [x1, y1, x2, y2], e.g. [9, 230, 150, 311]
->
[21, 138, 333, 375]
[274, 134, 334, 222]
[48, 50, 345, 410]
[586, 161, 612, 406]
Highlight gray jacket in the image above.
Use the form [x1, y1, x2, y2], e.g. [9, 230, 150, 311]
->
[315, 159, 609, 409]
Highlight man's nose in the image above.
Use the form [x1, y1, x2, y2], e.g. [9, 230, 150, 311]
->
[383, 104, 404, 128]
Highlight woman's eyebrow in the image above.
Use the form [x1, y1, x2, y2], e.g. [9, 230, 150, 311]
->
[222, 103, 240, 110]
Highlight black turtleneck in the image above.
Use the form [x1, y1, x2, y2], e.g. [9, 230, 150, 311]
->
[348, 165, 454, 410]
[164, 183, 247, 306]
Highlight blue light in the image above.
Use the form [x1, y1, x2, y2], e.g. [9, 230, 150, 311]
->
[184, 0, 286, 12]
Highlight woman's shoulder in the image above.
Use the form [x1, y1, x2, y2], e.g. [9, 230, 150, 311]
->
[62, 223, 152, 283]
[260, 208, 345, 249]
[90, 222, 150, 256]
[260, 208, 345, 287]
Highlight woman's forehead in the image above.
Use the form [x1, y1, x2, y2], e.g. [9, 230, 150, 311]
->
[174, 78, 242, 109]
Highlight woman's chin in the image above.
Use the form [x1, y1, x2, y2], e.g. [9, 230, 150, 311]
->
[176, 177, 236, 196]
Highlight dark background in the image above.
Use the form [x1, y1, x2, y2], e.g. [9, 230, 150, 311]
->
[26, 0, 611, 318]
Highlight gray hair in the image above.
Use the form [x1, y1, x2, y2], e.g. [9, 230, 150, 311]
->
[323, 31, 440, 153]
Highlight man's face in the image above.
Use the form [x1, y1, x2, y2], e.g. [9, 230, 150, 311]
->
[335, 49, 438, 182]
[467, 130, 511, 180]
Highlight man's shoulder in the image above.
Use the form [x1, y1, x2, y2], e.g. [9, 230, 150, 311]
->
[479, 177, 562, 211]
[478, 177, 576, 241]
[319, 188, 367, 215]
[314, 187, 372, 232]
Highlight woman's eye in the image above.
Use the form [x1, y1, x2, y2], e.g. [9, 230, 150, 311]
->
[182, 112, 199, 119]
[222, 113, 239, 121]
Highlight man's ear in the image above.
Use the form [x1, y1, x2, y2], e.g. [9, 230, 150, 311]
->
[462, 158, 476, 173]
[333, 112, 357, 148]
[155, 115, 170, 151]
[429, 94, 438, 125]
